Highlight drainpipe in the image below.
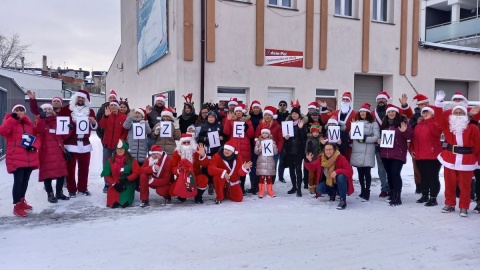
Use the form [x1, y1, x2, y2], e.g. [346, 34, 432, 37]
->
[200, 0, 206, 104]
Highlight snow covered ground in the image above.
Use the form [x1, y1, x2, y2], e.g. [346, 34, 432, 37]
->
[0, 135, 479, 270]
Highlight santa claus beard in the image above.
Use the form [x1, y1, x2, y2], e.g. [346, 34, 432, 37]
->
[179, 141, 197, 163]
[340, 102, 350, 114]
[444, 100, 468, 110]
[449, 115, 469, 135]
[148, 157, 158, 166]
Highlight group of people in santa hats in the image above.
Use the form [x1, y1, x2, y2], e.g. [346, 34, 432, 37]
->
[2, 88, 480, 216]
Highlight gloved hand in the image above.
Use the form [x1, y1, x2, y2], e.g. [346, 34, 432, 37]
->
[12, 112, 19, 120]
[435, 90, 445, 103]
[25, 146, 36, 152]
[114, 182, 125, 193]
[38, 108, 46, 119]
[119, 177, 128, 185]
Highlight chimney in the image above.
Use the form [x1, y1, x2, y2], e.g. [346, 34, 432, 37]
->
[42, 55, 47, 70]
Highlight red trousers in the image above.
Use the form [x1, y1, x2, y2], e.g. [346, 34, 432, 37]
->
[66, 152, 91, 193]
[258, 176, 273, 184]
[139, 174, 171, 201]
[214, 177, 243, 202]
[444, 168, 472, 209]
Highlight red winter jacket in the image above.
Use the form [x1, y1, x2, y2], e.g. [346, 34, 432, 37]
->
[223, 117, 255, 162]
[304, 153, 354, 195]
[35, 116, 68, 181]
[409, 117, 442, 160]
[99, 112, 128, 149]
[254, 119, 284, 153]
[0, 114, 40, 174]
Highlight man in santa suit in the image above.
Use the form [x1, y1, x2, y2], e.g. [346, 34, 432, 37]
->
[138, 145, 172, 207]
[171, 133, 210, 204]
[58, 90, 98, 197]
[208, 141, 253, 204]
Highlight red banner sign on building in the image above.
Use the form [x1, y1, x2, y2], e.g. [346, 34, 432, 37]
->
[265, 49, 304, 68]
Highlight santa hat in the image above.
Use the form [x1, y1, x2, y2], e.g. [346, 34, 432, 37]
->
[263, 106, 278, 119]
[136, 108, 147, 120]
[109, 100, 120, 107]
[451, 92, 467, 101]
[224, 141, 237, 154]
[116, 139, 129, 150]
[179, 133, 194, 143]
[149, 145, 163, 155]
[413, 94, 429, 105]
[161, 108, 174, 119]
[260, 128, 271, 134]
[51, 97, 63, 103]
[307, 102, 318, 109]
[234, 103, 247, 114]
[376, 91, 391, 100]
[452, 105, 467, 115]
[155, 94, 167, 103]
[386, 104, 400, 113]
[310, 125, 321, 133]
[249, 100, 261, 111]
[108, 89, 118, 100]
[359, 102, 371, 112]
[342, 92, 352, 102]
[327, 117, 338, 125]
[75, 90, 91, 103]
[421, 105, 435, 115]
[11, 103, 26, 112]
[40, 103, 53, 110]
[228, 97, 238, 107]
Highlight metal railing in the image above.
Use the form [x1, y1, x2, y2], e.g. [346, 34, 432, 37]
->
[426, 17, 480, 42]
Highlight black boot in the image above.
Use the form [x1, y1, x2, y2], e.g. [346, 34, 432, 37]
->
[362, 190, 370, 202]
[296, 180, 302, 197]
[337, 198, 347, 210]
[287, 187, 297, 194]
[425, 197, 438, 207]
[415, 184, 421, 194]
[296, 189, 302, 197]
[416, 194, 429, 203]
[359, 187, 365, 199]
[389, 191, 402, 206]
[288, 178, 297, 194]
[194, 189, 205, 204]
[178, 197, 187, 203]
[48, 192, 58, 203]
[55, 190, 70, 201]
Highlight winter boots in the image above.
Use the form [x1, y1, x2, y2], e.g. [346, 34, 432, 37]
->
[56, 191, 70, 201]
[416, 194, 429, 203]
[361, 190, 370, 202]
[48, 192, 58, 203]
[415, 184, 422, 194]
[258, 183, 265, 199]
[459, 208, 468, 217]
[309, 185, 316, 195]
[425, 197, 438, 207]
[13, 203, 27, 217]
[441, 205, 455, 213]
[337, 198, 347, 210]
[140, 200, 149, 207]
[19, 198, 33, 210]
[287, 187, 297, 194]
[194, 189, 205, 204]
[359, 187, 365, 199]
[389, 191, 402, 206]
[267, 184, 275, 198]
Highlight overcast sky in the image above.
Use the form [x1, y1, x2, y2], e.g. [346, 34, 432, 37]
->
[0, 0, 120, 71]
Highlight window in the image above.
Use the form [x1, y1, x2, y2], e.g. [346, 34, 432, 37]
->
[335, 0, 352, 17]
[268, 0, 294, 9]
[316, 89, 337, 110]
[372, 0, 391, 23]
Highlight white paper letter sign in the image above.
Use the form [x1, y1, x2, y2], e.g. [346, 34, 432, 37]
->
[261, 139, 274, 157]
[133, 123, 146, 139]
[76, 117, 89, 135]
[350, 122, 364, 140]
[282, 121, 294, 137]
[56, 116, 70, 135]
[233, 121, 245, 138]
[208, 131, 221, 148]
[159, 121, 172, 138]
[380, 130, 395, 148]
[327, 126, 341, 143]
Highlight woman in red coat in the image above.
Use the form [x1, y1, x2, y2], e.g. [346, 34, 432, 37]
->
[305, 143, 354, 210]
[35, 103, 70, 203]
[223, 104, 254, 194]
[0, 104, 40, 217]
[409, 105, 443, 207]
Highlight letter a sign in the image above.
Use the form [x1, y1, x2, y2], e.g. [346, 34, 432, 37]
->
[133, 123, 146, 139]
[380, 130, 395, 148]
[261, 139, 274, 157]
[350, 122, 364, 140]
[233, 121, 245, 138]
[56, 116, 70, 135]
[76, 117, 89, 135]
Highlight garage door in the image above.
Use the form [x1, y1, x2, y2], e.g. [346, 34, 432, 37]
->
[268, 87, 293, 109]
[353, 75, 383, 111]
[434, 80, 469, 100]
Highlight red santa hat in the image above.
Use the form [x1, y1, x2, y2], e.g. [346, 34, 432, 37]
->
[51, 97, 63, 103]
[307, 102, 318, 109]
[413, 94, 429, 105]
[224, 140, 237, 154]
[249, 100, 261, 111]
[342, 92, 352, 102]
[109, 100, 120, 107]
[359, 102, 371, 112]
[451, 92, 467, 101]
[376, 91, 391, 101]
[149, 145, 163, 155]
[108, 89, 118, 99]
[260, 128, 271, 134]
[263, 106, 278, 119]
[179, 133, 194, 143]
[155, 94, 167, 103]
[452, 105, 467, 115]
[327, 117, 338, 125]
[421, 105, 435, 115]
[136, 108, 147, 120]
[228, 97, 238, 107]
[75, 90, 91, 102]
[40, 103, 53, 110]
[234, 103, 247, 114]
[161, 108, 174, 118]
[386, 104, 400, 113]
[11, 103, 26, 112]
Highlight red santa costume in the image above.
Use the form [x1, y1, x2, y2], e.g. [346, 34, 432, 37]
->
[170, 133, 209, 203]
[433, 104, 480, 215]
[57, 90, 98, 196]
[138, 145, 173, 206]
[371, 91, 413, 125]
[208, 141, 250, 203]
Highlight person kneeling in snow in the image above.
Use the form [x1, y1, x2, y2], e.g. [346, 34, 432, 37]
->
[138, 145, 172, 207]
[208, 141, 253, 204]
[305, 143, 354, 210]
[101, 140, 140, 208]
[171, 133, 209, 203]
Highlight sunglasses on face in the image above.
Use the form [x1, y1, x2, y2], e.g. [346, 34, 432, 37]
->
[279, 104, 286, 107]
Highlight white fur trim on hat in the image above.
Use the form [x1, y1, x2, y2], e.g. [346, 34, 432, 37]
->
[234, 106, 243, 112]
[308, 104, 317, 109]
[110, 101, 120, 107]
[11, 104, 26, 112]
[52, 97, 62, 102]
[136, 108, 145, 117]
[376, 94, 390, 100]
[451, 94, 467, 101]
[149, 150, 164, 155]
[359, 108, 370, 112]
[224, 144, 235, 152]
[180, 136, 193, 142]
[386, 106, 399, 113]
[263, 109, 277, 119]
[416, 99, 429, 105]
[155, 95, 166, 102]
[327, 118, 338, 125]
[252, 103, 261, 108]
[261, 128, 271, 134]
[452, 105, 467, 115]
[40, 103, 53, 110]
[76, 92, 88, 100]
[161, 110, 174, 118]
[421, 107, 434, 115]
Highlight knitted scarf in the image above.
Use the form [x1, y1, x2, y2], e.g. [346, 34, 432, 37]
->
[321, 150, 340, 187]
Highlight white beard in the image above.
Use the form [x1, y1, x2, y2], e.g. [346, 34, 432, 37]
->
[69, 104, 90, 123]
[444, 100, 468, 110]
[179, 141, 197, 163]
[148, 157, 158, 166]
[340, 102, 351, 114]
[449, 115, 469, 135]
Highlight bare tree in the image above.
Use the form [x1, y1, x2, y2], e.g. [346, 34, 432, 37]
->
[0, 33, 32, 68]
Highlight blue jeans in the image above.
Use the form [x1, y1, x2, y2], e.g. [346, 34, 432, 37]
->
[376, 152, 388, 192]
[316, 174, 348, 200]
[277, 150, 285, 180]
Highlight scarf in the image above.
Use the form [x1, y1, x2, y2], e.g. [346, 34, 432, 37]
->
[321, 150, 340, 187]
[112, 155, 126, 180]
[292, 118, 300, 126]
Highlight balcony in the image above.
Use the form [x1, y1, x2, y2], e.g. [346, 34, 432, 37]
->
[426, 16, 480, 43]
